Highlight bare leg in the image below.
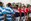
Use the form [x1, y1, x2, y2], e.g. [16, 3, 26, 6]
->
[4, 14, 7, 21]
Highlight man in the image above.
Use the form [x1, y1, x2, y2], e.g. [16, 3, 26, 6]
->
[29, 5, 31, 13]
[3, 3, 15, 21]
[28, 6, 31, 21]
[24, 6, 29, 16]
[20, 6, 25, 21]
[7, 3, 13, 9]
[0, 2, 5, 21]
[23, 6, 29, 21]
[13, 5, 20, 21]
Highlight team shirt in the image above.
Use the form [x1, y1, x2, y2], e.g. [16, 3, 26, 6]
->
[2, 7, 15, 14]
[18, 8, 21, 13]
[18, 7, 29, 16]
[29, 7, 31, 12]
[18, 8, 24, 16]
[0, 6, 5, 21]
[21, 8, 24, 13]
[24, 8, 29, 13]
[3, 7, 15, 21]
[0, 6, 15, 21]
[13, 9, 19, 17]
[13, 9, 19, 12]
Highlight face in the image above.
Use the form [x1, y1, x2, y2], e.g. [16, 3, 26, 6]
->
[16, 6, 18, 9]
[0, 4, 3, 6]
[23, 6, 26, 8]
[29, 6, 31, 8]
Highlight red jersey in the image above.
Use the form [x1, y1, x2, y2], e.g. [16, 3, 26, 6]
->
[29, 7, 31, 12]
[20, 8, 25, 16]
[24, 8, 29, 13]
[21, 8, 24, 13]
[18, 8, 21, 13]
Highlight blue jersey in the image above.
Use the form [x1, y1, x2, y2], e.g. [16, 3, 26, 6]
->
[2, 7, 15, 14]
[0, 6, 5, 15]
[3, 7, 15, 21]
[0, 6, 5, 21]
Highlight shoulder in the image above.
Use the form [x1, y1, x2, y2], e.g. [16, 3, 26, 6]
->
[5, 7, 11, 9]
[5, 7, 12, 10]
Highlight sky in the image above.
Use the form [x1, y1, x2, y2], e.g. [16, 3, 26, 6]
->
[0, 0, 31, 7]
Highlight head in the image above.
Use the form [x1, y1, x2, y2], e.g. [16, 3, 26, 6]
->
[7, 3, 12, 7]
[15, 5, 18, 9]
[29, 5, 31, 8]
[7, 3, 13, 8]
[23, 5, 26, 8]
[0, 2, 3, 7]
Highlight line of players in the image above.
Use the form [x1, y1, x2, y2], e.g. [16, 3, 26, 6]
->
[12, 3, 31, 21]
[0, 2, 31, 21]
[13, 3, 31, 21]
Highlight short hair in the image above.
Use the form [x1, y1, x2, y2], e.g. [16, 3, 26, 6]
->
[7, 3, 11, 7]
[16, 5, 18, 7]
[0, 2, 3, 4]
[23, 5, 26, 7]
[29, 5, 31, 7]
[0, 2, 3, 7]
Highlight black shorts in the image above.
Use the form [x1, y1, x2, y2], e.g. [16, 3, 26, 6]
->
[15, 12, 20, 17]
[21, 13, 24, 17]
